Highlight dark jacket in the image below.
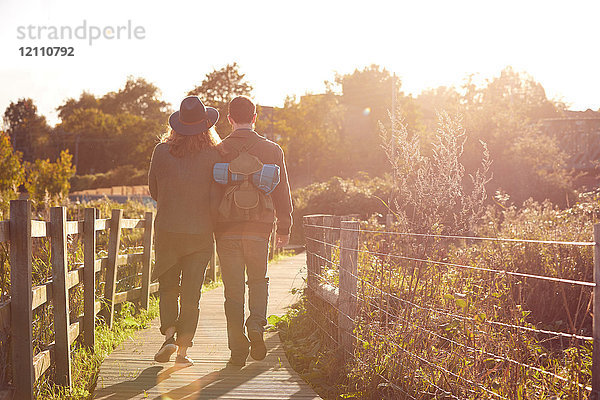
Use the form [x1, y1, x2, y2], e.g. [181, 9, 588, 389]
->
[215, 129, 293, 238]
[148, 142, 221, 234]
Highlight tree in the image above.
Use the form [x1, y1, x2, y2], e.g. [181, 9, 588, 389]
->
[99, 77, 170, 123]
[3, 99, 52, 161]
[25, 150, 75, 206]
[187, 62, 253, 136]
[56, 91, 99, 121]
[459, 67, 570, 204]
[0, 131, 25, 193]
[332, 65, 422, 176]
[55, 77, 168, 175]
[275, 94, 345, 184]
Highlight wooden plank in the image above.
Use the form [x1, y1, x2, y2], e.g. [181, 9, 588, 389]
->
[593, 223, 600, 394]
[339, 220, 359, 357]
[140, 211, 154, 309]
[0, 221, 9, 243]
[113, 287, 141, 304]
[33, 349, 51, 382]
[101, 209, 122, 328]
[10, 200, 34, 399]
[314, 283, 339, 306]
[31, 283, 50, 311]
[0, 301, 10, 331]
[120, 218, 145, 229]
[65, 220, 79, 235]
[95, 301, 102, 316]
[114, 282, 159, 305]
[66, 266, 84, 290]
[50, 206, 72, 387]
[94, 254, 320, 400]
[31, 267, 83, 311]
[122, 253, 143, 265]
[30, 220, 47, 238]
[68, 320, 80, 346]
[83, 208, 96, 350]
[95, 258, 104, 273]
[95, 218, 108, 231]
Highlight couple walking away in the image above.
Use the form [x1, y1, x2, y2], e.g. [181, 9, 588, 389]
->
[148, 95, 293, 368]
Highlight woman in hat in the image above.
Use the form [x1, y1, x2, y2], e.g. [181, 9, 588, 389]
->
[148, 96, 221, 367]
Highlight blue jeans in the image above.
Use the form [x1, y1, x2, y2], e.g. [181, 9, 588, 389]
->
[216, 237, 269, 356]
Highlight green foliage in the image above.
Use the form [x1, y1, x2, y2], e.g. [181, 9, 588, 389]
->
[70, 165, 148, 192]
[187, 62, 253, 137]
[291, 175, 394, 243]
[332, 65, 422, 177]
[276, 299, 345, 399]
[283, 191, 598, 398]
[415, 67, 573, 206]
[56, 76, 168, 175]
[275, 93, 345, 184]
[381, 111, 492, 235]
[3, 98, 52, 161]
[0, 131, 25, 193]
[25, 150, 75, 206]
[35, 298, 160, 400]
[57, 77, 169, 124]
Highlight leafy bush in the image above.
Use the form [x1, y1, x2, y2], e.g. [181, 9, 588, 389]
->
[291, 174, 394, 243]
[70, 165, 148, 192]
[25, 150, 75, 207]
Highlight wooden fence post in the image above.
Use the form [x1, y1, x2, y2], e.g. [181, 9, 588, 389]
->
[50, 206, 72, 388]
[206, 241, 217, 282]
[269, 223, 277, 261]
[593, 223, 600, 397]
[386, 214, 393, 229]
[303, 216, 316, 293]
[313, 216, 325, 279]
[9, 200, 34, 400]
[140, 211, 154, 310]
[339, 220, 359, 357]
[83, 208, 96, 350]
[102, 209, 122, 328]
[323, 216, 333, 265]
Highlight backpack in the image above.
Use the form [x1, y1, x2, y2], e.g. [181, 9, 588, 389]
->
[215, 139, 277, 221]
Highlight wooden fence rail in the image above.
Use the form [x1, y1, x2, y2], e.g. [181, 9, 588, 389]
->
[0, 200, 164, 399]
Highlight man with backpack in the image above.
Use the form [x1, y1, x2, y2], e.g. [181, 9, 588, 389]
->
[214, 96, 293, 367]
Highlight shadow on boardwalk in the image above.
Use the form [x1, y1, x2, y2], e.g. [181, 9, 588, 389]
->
[94, 253, 320, 400]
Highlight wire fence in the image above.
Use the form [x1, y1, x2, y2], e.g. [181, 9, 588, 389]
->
[303, 214, 600, 399]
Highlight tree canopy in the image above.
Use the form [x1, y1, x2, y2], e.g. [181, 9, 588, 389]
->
[187, 62, 253, 136]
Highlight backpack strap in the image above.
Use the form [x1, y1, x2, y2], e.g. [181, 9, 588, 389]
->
[226, 135, 265, 156]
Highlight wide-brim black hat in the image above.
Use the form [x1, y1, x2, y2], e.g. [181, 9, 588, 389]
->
[169, 96, 219, 136]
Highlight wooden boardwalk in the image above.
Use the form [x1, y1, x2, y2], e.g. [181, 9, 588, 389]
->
[94, 253, 321, 400]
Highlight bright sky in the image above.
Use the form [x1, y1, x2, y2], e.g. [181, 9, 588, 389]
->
[0, 0, 599, 126]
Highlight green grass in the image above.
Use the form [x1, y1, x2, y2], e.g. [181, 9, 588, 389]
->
[36, 298, 160, 399]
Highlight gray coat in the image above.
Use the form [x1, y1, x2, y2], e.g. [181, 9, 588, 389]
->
[148, 142, 221, 235]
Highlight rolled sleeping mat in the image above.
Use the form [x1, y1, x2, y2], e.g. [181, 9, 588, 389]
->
[213, 163, 280, 194]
